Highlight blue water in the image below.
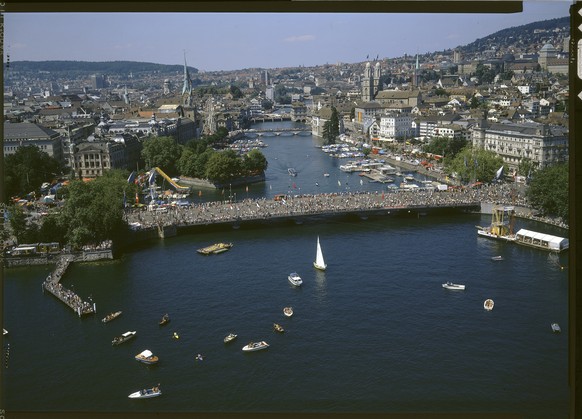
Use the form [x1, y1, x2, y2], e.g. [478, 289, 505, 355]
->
[1, 122, 570, 416]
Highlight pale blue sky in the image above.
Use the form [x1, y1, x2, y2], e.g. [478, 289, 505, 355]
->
[4, 1, 572, 71]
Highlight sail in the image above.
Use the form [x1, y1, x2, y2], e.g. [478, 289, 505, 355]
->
[314, 236, 327, 270]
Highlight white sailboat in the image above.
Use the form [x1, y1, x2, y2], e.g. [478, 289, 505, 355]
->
[313, 236, 327, 271]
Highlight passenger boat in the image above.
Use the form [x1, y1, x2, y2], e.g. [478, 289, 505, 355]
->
[224, 333, 237, 343]
[484, 299, 495, 311]
[313, 236, 327, 271]
[135, 349, 159, 364]
[242, 341, 269, 352]
[442, 282, 465, 290]
[288, 168, 297, 177]
[514, 229, 569, 252]
[102, 311, 122, 323]
[273, 323, 285, 333]
[283, 307, 293, 317]
[551, 323, 561, 333]
[159, 314, 170, 326]
[112, 331, 136, 346]
[197, 242, 233, 255]
[288, 272, 303, 286]
[491, 256, 504, 261]
[128, 385, 161, 399]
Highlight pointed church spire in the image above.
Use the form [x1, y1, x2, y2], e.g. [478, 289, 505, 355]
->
[182, 51, 192, 96]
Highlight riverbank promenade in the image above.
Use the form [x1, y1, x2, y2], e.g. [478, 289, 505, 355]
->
[42, 254, 95, 317]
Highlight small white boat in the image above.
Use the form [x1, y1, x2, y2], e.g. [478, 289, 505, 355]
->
[3, 328, 7, 336]
[135, 349, 159, 364]
[288, 168, 297, 177]
[491, 256, 504, 261]
[283, 307, 293, 317]
[288, 272, 303, 286]
[242, 341, 269, 352]
[551, 323, 561, 333]
[128, 385, 161, 399]
[112, 331, 136, 346]
[273, 323, 285, 333]
[224, 333, 238, 343]
[484, 299, 495, 311]
[442, 282, 465, 290]
[323, 173, 330, 177]
[195, 353, 205, 361]
[313, 236, 327, 271]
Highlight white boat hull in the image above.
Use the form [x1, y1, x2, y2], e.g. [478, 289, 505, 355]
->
[128, 389, 161, 399]
[242, 341, 269, 352]
[442, 283, 465, 290]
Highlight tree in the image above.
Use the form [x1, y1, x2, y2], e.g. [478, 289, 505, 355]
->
[423, 136, 467, 160]
[3, 145, 63, 203]
[517, 157, 535, 178]
[141, 136, 182, 177]
[229, 85, 243, 99]
[205, 150, 242, 184]
[445, 146, 504, 183]
[322, 107, 340, 145]
[56, 170, 130, 249]
[526, 163, 568, 221]
[242, 149, 268, 175]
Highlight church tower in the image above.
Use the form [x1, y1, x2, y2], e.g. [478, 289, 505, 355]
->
[182, 52, 193, 107]
[362, 62, 373, 102]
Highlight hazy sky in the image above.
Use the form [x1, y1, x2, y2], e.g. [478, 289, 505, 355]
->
[4, 1, 572, 71]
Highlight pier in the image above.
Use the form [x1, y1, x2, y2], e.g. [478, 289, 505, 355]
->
[42, 254, 96, 317]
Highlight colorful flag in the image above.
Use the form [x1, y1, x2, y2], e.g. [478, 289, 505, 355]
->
[127, 171, 136, 184]
[148, 170, 156, 185]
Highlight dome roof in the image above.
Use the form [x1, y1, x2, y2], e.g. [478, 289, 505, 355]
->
[540, 43, 555, 51]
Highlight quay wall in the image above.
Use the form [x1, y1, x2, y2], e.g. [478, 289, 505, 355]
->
[3, 248, 113, 268]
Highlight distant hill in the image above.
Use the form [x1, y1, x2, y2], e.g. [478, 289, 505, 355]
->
[458, 16, 569, 54]
[9, 60, 198, 75]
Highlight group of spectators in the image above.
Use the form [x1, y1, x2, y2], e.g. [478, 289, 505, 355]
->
[43, 255, 94, 315]
[124, 181, 567, 231]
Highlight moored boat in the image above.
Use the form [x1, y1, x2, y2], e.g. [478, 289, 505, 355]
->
[135, 349, 159, 364]
[442, 282, 465, 290]
[288, 272, 303, 287]
[242, 341, 269, 352]
[102, 311, 122, 323]
[197, 242, 233, 255]
[288, 168, 297, 176]
[273, 323, 285, 333]
[112, 331, 136, 346]
[224, 333, 237, 343]
[484, 299, 495, 311]
[283, 307, 293, 317]
[476, 206, 516, 242]
[128, 385, 161, 399]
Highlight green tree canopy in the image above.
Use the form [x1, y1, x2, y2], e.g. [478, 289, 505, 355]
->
[322, 107, 340, 145]
[445, 146, 505, 183]
[526, 163, 568, 221]
[423, 136, 467, 160]
[242, 149, 268, 175]
[141, 136, 182, 177]
[205, 150, 242, 184]
[3, 145, 63, 202]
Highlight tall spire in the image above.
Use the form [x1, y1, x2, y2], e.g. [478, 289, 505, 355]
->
[182, 51, 192, 105]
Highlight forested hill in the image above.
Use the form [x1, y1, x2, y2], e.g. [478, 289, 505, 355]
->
[459, 16, 569, 54]
[9, 60, 198, 75]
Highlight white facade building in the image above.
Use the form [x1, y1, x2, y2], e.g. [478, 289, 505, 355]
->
[379, 113, 413, 140]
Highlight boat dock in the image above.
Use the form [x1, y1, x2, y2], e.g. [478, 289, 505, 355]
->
[42, 254, 96, 317]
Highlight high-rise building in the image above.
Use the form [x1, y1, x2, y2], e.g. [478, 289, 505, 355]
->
[90, 74, 106, 89]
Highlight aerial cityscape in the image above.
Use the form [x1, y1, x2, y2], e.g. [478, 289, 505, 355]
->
[1, 4, 575, 417]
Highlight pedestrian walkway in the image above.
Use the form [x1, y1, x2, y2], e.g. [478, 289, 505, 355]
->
[42, 254, 95, 317]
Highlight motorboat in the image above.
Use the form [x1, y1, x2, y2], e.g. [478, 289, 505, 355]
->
[102, 311, 122, 323]
[442, 282, 465, 290]
[197, 242, 233, 255]
[112, 331, 136, 346]
[313, 236, 327, 271]
[135, 349, 159, 364]
[323, 173, 330, 177]
[288, 168, 297, 177]
[172, 332, 180, 340]
[128, 385, 161, 399]
[491, 256, 504, 261]
[195, 353, 205, 361]
[3, 328, 7, 336]
[484, 299, 495, 311]
[159, 313, 170, 326]
[551, 323, 561, 333]
[224, 333, 238, 343]
[242, 341, 269, 352]
[288, 272, 303, 287]
[273, 323, 285, 333]
[283, 307, 293, 317]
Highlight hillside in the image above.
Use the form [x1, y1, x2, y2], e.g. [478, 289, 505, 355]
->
[458, 16, 569, 54]
[9, 60, 198, 75]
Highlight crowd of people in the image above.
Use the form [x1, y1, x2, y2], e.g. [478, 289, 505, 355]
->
[124, 181, 568, 231]
[43, 255, 94, 316]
